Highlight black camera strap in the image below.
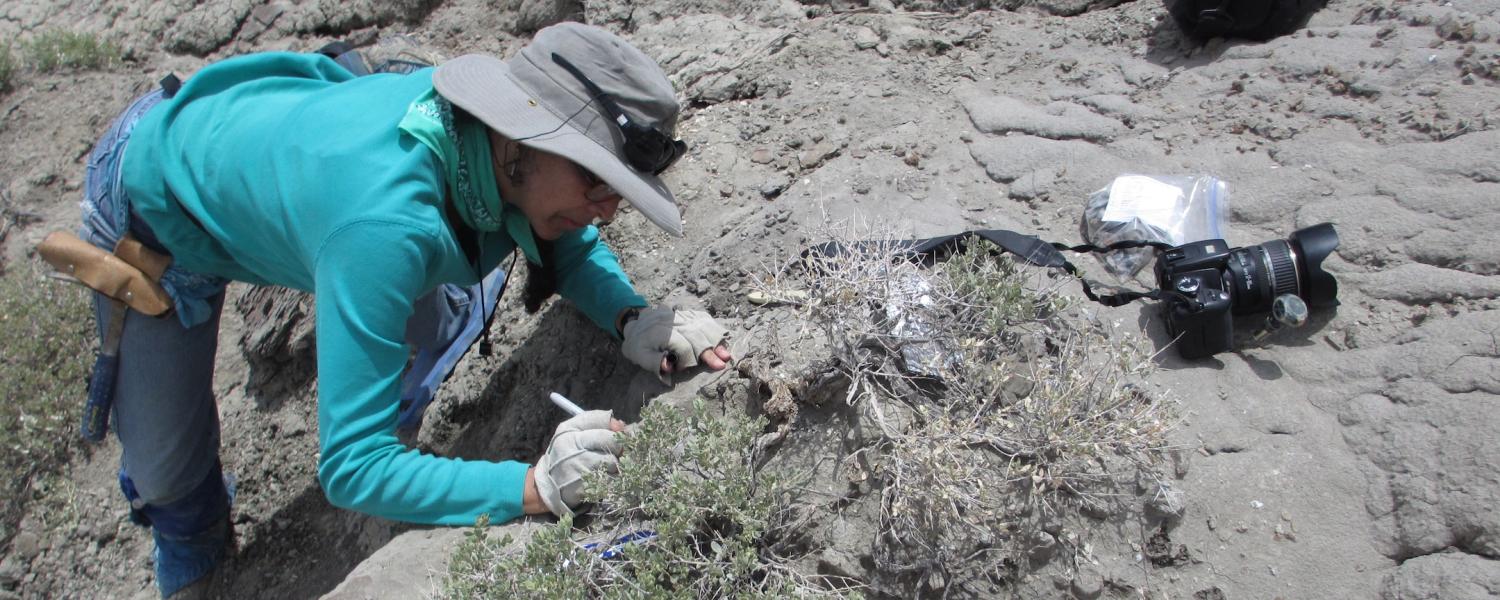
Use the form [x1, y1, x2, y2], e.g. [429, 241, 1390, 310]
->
[801, 229, 1192, 308]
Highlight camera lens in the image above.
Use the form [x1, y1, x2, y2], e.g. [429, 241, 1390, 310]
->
[1289, 223, 1340, 307]
[1224, 223, 1340, 315]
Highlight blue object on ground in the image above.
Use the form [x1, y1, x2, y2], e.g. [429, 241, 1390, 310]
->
[584, 530, 658, 560]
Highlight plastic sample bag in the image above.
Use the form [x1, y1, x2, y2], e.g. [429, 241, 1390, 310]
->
[1081, 174, 1229, 280]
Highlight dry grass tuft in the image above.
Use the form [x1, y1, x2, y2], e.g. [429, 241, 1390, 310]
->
[752, 217, 1180, 593]
[23, 29, 120, 73]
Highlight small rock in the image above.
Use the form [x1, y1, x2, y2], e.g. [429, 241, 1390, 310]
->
[1194, 587, 1227, 600]
[750, 148, 774, 164]
[250, 3, 285, 26]
[1071, 566, 1104, 599]
[25, 171, 56, 187]
[760, 179, 787, 199]
[925, 569, 946, 593]
[281, 413, 308, 437]
[816, 548, 864, 580]
[1028, 531, 1058, 563]
[1147, 482, 1187, 519]
[798, 141, 840, 169]
[10, 534, 39, 561]
[0, 556, 24, 587]
[853, 26, 881, 51]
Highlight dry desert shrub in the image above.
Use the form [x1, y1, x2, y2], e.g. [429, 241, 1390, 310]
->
[753, 218, 1179, 592]
[0, 261, 92, 546]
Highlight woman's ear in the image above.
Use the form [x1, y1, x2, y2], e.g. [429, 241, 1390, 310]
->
[488, 130, 527, 192]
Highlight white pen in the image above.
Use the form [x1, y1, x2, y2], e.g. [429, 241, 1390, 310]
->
[548, 392, 585, 417]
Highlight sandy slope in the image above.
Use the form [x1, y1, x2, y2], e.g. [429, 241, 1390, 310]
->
[1, 0, 1497, 598]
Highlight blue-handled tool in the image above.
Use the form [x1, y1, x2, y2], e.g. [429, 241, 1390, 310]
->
[584, 529, 657, 559]
[82, 299, 126, 442]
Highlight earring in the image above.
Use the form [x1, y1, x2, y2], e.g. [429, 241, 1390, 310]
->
[505, 143, 529, 186]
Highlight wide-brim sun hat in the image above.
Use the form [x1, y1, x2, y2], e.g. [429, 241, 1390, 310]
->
[433, 22, 685, 237]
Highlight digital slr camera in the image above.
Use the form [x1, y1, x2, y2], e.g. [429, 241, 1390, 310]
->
[1153, 223, 1340, 359]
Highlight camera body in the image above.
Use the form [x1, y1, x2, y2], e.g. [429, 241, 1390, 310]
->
[1154, 240, 1236, 359]
[1154, 224, 1340, 359]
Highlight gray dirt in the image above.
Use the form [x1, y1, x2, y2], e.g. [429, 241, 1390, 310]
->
[2, 0, 1498, 598]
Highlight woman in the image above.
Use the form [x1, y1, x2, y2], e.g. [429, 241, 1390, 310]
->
[78, 22, 730, 597]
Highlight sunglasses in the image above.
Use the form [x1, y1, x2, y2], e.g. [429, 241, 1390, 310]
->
[574, 162, 620, 204]
[551, 53, 687, 176]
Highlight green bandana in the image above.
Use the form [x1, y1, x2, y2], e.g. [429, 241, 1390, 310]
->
[399, 89, 541, 264]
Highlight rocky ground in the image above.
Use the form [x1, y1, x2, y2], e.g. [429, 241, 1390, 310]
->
[2, 0, 1498, 598]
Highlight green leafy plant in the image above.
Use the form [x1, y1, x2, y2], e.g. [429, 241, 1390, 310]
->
[24, 29, 120, 73]
[442, 400, 860, 599]
[0, 262, 93, 545]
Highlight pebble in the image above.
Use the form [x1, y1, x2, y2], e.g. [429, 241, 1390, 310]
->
[760, 179, 787, 199]
[0, 556, 23, 587]
[1070, 566, 1104, 599]
[9, 534, 39, 561]
[1028, 531, 1058, 562]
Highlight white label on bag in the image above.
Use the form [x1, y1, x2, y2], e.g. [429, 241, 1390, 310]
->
[1101, 175, 1184, 229]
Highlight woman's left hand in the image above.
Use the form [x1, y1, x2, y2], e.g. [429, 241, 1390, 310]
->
[621, 307, 732, 381]
[661, 342, 734, 375]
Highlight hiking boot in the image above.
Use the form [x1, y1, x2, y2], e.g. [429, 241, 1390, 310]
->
[156, 515, 235, 599]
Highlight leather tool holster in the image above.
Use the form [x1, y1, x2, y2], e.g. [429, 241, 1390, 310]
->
[37, 231, 173, 316]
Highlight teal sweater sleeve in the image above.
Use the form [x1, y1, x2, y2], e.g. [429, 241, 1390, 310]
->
[313, 222, 528, 525]
[551, 225, 647, 335]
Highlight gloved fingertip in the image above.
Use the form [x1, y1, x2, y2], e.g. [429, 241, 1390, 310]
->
[562, 409, 615, 432]
[574, 429, 625, 455]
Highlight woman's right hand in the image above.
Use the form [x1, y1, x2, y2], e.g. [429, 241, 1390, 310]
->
[525, 410, 626, 517]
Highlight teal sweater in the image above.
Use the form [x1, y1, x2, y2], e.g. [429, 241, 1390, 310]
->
[122, 52, 646, 525]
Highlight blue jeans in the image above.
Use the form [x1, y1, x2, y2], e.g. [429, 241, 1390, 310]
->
[83, 87, 489, 597]
[81, 88, 229, 598]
